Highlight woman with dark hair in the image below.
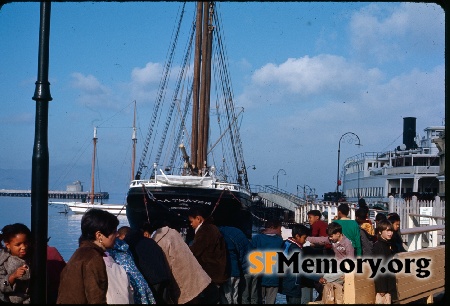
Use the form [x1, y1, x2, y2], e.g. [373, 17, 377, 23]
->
[57, 208, 119, 304]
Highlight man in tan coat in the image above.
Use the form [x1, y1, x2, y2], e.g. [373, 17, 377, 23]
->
[150, 225, 212, 304]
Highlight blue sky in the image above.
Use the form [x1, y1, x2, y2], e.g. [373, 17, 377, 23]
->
[0, 2, 445, 201]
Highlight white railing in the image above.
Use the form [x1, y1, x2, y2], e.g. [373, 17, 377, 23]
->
[294, 196, 445, 251]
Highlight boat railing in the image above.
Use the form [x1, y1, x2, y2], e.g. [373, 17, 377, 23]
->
[381, 165, 439, 175]
[130, 179, 154, 186]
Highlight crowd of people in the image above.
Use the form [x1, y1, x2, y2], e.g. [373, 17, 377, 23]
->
[0, 200, 408, 304]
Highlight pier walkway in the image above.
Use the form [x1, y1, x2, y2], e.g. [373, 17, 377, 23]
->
[0, 189, 109, 200]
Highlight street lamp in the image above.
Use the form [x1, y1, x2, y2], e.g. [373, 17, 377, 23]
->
[276, 169, 286, 189]
[296, 184, 302, 197]
[336, 132, 361, 199]
[304, 184, 313, 201]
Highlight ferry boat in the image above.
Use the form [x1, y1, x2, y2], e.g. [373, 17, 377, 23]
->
[341, 117, 443, 205]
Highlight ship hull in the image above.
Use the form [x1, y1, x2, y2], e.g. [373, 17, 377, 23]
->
[126, 181, 253, 240]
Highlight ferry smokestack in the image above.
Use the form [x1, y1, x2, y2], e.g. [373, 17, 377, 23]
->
[403, 117, 417, 150]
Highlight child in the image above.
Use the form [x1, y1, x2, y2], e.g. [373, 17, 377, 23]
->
[387, 212, 407, 252]
[187, 207, 227, 304]
[124, 223, 172, 304]
[0, 223, 31, 304]
[149, 221, 212, 304]
[108, 227, 156, 304]
[333, 203, 362, 256]
[279, 223, 311, 304]
[373, 220, 399, 303]
[57, 208, 120, 304]
[103, 250, 134, 304]
[307, 210, 333, 256]
[306, 222, 354, 303]
[355, 208, 375, 256]
[307, 222, 355, 284]
[46, 239, 66, 304]
[251, 218, 284, 304]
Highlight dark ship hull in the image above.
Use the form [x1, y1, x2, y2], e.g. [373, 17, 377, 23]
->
[126, 180, 253, 241]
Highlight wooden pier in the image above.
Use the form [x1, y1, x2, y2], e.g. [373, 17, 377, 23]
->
[0, 189, 109, 200]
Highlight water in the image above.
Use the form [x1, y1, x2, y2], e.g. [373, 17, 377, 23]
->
[0, 194, 129, 261]
[0, 195, 292, 303]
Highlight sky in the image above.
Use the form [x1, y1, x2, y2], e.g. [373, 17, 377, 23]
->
[0, 1, 445, 202]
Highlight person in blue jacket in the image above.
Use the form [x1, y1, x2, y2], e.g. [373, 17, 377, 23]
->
[251, 218, 283, 304]
[279, 223, 311, 304]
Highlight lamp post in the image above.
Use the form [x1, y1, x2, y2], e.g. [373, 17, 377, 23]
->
[336, 132, 361, 200]
[357, 161, 361, 199]
[276, 169, 286, 189]
[304, 184, 313, 201]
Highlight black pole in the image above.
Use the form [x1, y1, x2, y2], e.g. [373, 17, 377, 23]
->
[30, 2, 52, 304]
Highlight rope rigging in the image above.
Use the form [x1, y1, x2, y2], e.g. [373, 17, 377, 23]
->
[136, 2, 187, 179]
[134, 2, 250, 191]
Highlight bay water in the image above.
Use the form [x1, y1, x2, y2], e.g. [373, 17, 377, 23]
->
[0, 193, 130, 261]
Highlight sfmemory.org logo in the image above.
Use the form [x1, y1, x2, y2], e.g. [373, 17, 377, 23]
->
[248, 251, 432, 278]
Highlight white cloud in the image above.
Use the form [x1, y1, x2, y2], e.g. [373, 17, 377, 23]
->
[71, 72, 109, 95]
[349, 3, 444, 63]
[131, 62, 163, 85]
[239, 54, 383, 108]
[70, 72, 118, 110]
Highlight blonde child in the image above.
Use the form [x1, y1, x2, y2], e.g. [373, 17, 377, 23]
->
[0, 223, 32, 304]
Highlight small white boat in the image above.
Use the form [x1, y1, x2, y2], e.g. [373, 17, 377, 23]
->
[49, 201, 127, 216]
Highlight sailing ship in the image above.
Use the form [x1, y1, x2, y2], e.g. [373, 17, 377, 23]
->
[126, 2, 254, 239]
[50, 126, 127, 216]
[341, 117, 444, 205]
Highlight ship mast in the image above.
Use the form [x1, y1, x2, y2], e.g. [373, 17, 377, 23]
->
[131, 100, 137, 181]
[90, 127, 98, 204]
[192, 1, 214, 174]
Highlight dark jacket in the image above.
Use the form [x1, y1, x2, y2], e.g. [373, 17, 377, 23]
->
[392, 231, 407, 253]
[372, 237, 399, 300]
[47, 245, 66, 304]
[218, 226, 251, 277]
[190, 218, 228, 285]
[359, 227, 374, 256]
[279, 239, 302, 298]
[252, 232, 283, 287]
[57, 241, 108, 304]
[124, 229, 172, 286]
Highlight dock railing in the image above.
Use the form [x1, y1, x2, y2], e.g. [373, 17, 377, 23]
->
[294, 196, 445, 251]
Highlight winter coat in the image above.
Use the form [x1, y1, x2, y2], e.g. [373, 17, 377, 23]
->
[153, 226, 211, 304]
[56, 241, 108, 304]
[108, 239, 155, 304]
[189, 219, 228, 285]
[0, 249, 31, 304]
